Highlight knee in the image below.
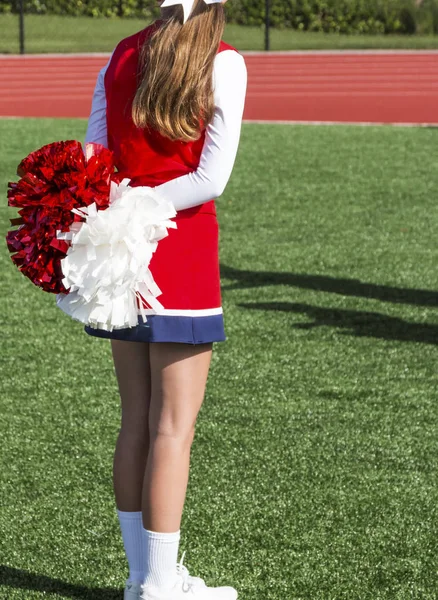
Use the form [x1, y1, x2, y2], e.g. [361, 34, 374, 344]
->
[119, 416, 149, 444]
[149, 421, 196, 453]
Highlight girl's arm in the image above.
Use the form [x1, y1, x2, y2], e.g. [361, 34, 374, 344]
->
[152, 50, 247, 209]
[84, 49, 248, 211]
[85, 54, 113, 148]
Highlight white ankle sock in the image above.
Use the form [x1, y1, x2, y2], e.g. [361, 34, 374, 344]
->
[116, 509, 145, 584]
[142, 528, 181, 589]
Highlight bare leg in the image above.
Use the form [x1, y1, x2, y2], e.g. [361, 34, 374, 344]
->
[143, 342, 213, 532]
[111, 340, 151, 512]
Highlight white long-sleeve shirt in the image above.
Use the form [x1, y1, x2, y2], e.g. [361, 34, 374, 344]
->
[85, 48, 247, 211]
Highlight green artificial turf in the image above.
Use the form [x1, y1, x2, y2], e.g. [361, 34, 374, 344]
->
[0, 119, 437, 599]
[1, 13, 438, 53]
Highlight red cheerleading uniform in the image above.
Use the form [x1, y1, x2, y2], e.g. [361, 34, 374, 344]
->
[84, 20, 241, 344]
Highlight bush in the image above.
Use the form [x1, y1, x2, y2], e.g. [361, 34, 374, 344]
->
[1, 0, 437, 35]
[0, 0, 161, 17]
[416, 0, 438, 33]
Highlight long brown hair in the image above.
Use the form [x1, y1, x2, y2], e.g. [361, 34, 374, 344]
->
[132, 1, 226, 142]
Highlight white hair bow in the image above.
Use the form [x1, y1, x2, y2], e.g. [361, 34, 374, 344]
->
[160, 0, 222, 24]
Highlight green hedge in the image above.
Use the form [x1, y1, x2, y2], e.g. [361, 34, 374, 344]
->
[1, 0, 438, 34]
[0, 1, 154, 18]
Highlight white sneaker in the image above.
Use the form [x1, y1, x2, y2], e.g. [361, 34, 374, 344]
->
[125, 580, 142, 600]
[140, 551, 238, 599]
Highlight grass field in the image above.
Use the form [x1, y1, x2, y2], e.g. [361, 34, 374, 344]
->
[1, 118, 437, 600]
[1, 13, 438, 53]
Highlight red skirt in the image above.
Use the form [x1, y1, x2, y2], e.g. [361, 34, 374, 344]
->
[84, 200, 226, 344]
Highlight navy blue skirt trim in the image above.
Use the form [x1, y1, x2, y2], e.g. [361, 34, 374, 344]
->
[84, 314, 226, 344]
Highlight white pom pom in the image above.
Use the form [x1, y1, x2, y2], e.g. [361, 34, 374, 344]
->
[56, 180, 177, 331]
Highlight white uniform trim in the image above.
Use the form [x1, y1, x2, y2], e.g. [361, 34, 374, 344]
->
[85, 47, 247, 211]
[137, 307, 223, 317]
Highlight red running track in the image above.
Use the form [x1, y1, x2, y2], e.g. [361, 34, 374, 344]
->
[0, 51, 437, 124]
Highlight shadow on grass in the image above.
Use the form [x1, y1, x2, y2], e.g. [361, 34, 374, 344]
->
[221, 265, 438, 308]
[0, 565, 121, 599]
[238, 301, 438, 345]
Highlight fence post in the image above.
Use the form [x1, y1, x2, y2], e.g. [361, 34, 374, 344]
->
[264, 0, 270, 51]
[18, 0, 25, 54]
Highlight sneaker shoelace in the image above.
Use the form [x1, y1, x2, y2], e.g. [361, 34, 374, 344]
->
[176, 551, 206, 593]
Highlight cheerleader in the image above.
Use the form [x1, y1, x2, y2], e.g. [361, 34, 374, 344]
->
[82, 1, 247, 599]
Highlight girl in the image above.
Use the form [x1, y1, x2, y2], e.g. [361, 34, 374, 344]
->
[83, 0, 247, 599]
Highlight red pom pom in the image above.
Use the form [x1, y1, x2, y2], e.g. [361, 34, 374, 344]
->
[6, 140, 114, 293]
